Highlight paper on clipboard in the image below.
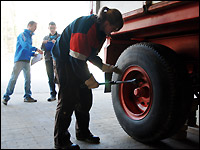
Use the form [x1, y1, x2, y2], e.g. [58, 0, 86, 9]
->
[31, 53, 43, 65]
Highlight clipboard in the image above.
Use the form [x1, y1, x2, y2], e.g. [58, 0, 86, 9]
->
[45, 41, 54, 51]
[31, 53, 43, 65]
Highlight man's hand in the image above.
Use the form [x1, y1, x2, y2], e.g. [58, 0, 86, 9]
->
[52, 39, 56, 44]
[85, 74, 99, 89]
[36, 49, 43, 54]
[102, 64, 122, 74]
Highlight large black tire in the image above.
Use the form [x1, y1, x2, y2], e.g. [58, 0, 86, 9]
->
[111, 42, 192, 143]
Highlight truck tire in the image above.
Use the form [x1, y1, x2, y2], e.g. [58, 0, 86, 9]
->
[111, 42, 192, 143]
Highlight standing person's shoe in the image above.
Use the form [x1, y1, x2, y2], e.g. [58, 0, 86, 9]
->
[24, 97, 37, 102]
[2, 95, 10, 105]
[47, 96, 56, 102]
[2, 99, 9, 105]
[55, 141, 80, 149]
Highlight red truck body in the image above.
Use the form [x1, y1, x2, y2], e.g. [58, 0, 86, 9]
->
[101, 1, 199, 142]
[104, 1, 199, 75]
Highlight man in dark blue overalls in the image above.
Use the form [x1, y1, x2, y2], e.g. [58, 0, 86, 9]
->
[52, 7, 123, 149]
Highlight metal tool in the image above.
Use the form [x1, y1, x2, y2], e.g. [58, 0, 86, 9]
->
[99, 79, 137, 85]
[80, 79, 137, 88]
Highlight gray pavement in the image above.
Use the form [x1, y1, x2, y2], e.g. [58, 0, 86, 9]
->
[1, 56, 199, 149]
[1, 87, 199, 149]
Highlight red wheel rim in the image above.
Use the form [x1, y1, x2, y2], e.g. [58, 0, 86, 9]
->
[119, 66, 153, 120]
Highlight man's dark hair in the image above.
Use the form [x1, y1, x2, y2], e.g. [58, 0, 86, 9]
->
[27, 21, 37, 27]
[49, 21, 56, 26]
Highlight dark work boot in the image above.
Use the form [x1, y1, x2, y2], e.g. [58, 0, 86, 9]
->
[55, 141, 80, 149]
[76, 132, 100, 144]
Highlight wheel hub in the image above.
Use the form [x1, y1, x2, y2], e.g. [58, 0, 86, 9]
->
[119, 66, 153, 120]
[134, 86, 149, 98]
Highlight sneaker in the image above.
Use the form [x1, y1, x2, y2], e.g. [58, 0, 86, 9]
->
[2, 99, 9, 105]
[47, 96, 56, 102]
[24, 97, 37, 102]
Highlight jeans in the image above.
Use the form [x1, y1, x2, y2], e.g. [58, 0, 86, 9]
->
[3, 61, 32, 100]
[45, 58, 57, 97]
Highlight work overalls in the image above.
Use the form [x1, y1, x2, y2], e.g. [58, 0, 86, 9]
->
[52, 14, 106, 147]
[54, 58, 92, 146]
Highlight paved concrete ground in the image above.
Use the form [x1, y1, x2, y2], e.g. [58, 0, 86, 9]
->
[1, 87, 199, 149]
[1, 55, 199, 149]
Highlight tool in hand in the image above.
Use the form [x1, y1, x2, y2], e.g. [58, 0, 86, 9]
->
[80, 79, 138, 88]
[99, 79, 137, 85]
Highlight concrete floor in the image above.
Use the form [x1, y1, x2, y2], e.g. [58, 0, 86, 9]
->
[1, 87, 199, 149]
[1, 56, 199, 149]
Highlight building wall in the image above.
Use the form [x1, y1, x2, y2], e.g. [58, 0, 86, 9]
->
[99, 1, 144, 14]
[93, 1, 144, 14]
[92, 1, 162, 14]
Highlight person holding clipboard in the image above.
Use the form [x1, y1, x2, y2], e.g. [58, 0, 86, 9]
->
[2, 21, 43, 105]
[41, 22, 60, 102]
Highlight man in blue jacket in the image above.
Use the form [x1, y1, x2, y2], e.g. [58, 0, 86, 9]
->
[2, 21, 43, 105]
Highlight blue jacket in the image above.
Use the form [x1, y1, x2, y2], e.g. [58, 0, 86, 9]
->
[14, 29, 37, 62]
[52, 14, 106, 82]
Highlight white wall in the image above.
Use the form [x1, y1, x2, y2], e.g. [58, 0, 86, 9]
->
[93, 1, 163, 14]
[98, 1, 144, 14]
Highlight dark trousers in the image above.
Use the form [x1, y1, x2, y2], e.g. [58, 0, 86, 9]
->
[54, 60, 92, 146]
[45, 59, 57, 97]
